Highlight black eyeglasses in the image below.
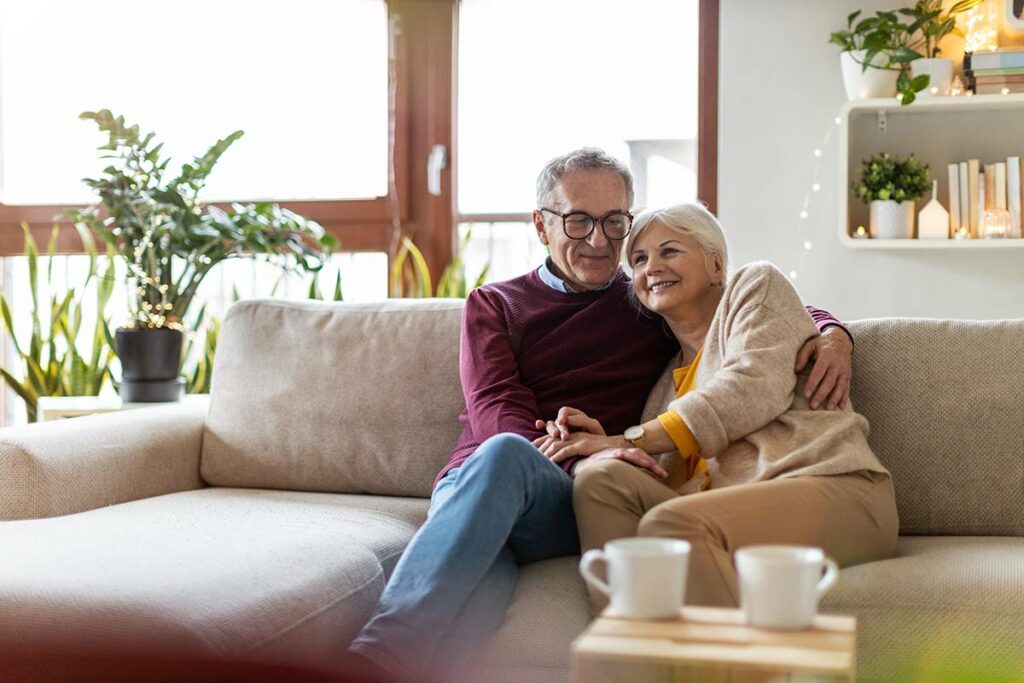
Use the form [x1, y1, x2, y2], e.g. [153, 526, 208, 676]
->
[539, 208, 634, 241]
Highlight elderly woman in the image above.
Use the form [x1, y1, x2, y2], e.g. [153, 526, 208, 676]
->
[538, 203, 898, 607]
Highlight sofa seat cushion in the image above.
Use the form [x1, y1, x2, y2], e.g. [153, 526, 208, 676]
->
[0, 487, 427, 673]
[471, 557, 591, 683]
[821, 536, 1024, 682]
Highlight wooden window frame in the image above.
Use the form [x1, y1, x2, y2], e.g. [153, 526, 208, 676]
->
[0, 0, 717, 285]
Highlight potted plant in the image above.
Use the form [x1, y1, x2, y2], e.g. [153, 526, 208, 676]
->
[853, 152, 931, 238]
[831, 9, 930, 104]
[67, 110, 338, 402]
[904, 0, 984, 96]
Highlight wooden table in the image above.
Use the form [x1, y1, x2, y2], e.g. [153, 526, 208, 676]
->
[571, 606, 855, 683]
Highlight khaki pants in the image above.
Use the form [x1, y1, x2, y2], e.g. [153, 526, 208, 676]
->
[573, 459, 899, 608]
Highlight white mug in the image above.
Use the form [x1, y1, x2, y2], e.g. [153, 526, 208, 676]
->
[735, 545, 839, 630]
[579, 537, 690, 620]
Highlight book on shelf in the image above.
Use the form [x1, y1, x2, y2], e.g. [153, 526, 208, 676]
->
[965, 48, 1024, 71]
[958, 161, 969, 232]
[979, 173, 986, 223]
[996, 162, 1007, 210]
[967, 67, 1024, 77]
[975, 83, 1024, 95]
[984, 164, 996, 210]
[1009, 156, 1022, 236]
[968, 159, 980, 237]
[948, 164, 961, 233]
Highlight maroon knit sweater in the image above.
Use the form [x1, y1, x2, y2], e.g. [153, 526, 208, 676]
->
[439, 268, 847, 485]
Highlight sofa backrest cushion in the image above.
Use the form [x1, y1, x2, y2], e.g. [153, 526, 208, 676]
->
[200, 299, 466, 498]
[848, 318, 1024, 536]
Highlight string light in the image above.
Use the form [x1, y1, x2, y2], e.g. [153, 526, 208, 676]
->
[789, 109, 840, 284]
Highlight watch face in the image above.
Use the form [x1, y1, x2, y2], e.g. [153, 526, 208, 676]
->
[624, 425, 643, 440]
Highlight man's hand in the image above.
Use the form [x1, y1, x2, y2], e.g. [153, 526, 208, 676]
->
[573, 447, 668, 480]
[534, 406, 606, 440]
[794, 327, 853, 410]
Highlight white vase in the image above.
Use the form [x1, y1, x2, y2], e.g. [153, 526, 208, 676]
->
[870, 200, 916, 239]
[840, 50, 898, 100]
[911, 58, 954, 97]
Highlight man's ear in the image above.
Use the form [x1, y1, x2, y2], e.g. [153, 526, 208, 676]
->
[532, 210, 550, 246]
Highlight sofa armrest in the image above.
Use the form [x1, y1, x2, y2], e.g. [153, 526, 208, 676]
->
[0, 401, 207, 521]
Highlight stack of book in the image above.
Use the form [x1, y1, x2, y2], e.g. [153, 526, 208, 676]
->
[965, 48, 1024, 95]
[945, 157, 1023, 238]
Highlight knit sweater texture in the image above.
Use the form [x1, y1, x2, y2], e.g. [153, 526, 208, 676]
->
[442, 269, 679, 483]
[640, 261, 888, 493]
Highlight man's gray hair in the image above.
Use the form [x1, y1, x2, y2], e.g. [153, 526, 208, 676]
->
[623, 202, 730, 284]
[535, 147, 634, 209]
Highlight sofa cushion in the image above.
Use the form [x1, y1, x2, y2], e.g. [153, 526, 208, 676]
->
[0, 487, 427, 672]
[847, 318, 1024, 535]
[821, 536, 1024, 681]
[202, 299, 466, 498]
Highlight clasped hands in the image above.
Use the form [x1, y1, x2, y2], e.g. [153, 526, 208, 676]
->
[532, 407, 667, 479]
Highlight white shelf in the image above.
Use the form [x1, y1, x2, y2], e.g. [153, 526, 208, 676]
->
[839, 94, 1024, 248]
[840, 236, 1024, 249]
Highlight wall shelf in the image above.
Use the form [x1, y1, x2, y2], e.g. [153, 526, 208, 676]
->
[839, 94, 1024, 248]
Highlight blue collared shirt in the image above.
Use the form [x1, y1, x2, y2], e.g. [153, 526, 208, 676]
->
[537, 257, 616, 293]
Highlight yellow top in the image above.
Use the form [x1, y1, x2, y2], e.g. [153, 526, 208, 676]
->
[656, 348, 711, 491]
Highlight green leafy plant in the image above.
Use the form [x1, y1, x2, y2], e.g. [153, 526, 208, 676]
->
[901, 0, 984, 58]
[853, 152, 931, 203]
[65, 109, 339, 331]
[390, 230, 489, 298]
[0, 224, 116, 422]
[182, 308, 220, 395]
[830, 9, 929, 105]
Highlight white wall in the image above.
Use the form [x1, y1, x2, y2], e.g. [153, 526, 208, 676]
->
[719, 0, 1024, 320]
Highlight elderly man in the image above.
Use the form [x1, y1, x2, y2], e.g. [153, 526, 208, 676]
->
[348, 148, 853, 681]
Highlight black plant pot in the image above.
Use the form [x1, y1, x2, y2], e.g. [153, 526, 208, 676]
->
[115, 327, 185, 403]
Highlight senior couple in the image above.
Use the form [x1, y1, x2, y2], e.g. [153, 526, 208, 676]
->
[348, 148, 898, 682]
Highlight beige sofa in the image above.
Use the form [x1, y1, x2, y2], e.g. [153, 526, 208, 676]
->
[1, 299, 1022, 682]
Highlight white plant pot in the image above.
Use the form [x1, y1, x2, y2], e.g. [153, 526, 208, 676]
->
[840, 50, 898, 100]
[870, 200, 916, 239]
[911, 58, 954, 97]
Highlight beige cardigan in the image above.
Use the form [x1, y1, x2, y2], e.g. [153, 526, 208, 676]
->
[640, 261, 888, 493]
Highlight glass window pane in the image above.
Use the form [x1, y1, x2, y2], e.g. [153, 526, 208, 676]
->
[458, 0, 699, 214]
[0, 0, 388, 205]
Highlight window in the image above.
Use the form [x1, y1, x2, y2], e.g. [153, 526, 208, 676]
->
[0, 0, 388, 205]
[457, 0, 706, 277]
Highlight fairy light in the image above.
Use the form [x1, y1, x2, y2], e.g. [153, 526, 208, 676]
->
[789, 110, 841, 284]
[963, 0, 999, 53]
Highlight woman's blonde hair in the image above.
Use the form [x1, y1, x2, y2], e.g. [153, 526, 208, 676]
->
[622, 202, 730, 284]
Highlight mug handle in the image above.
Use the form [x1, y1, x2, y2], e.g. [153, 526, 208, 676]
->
[816, 556, 839, 598]
[579, 549, 611, 597]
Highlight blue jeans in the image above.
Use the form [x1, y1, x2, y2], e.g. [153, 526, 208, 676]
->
[348, 433, 580, 680]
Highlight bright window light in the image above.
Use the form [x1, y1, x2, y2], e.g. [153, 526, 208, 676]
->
[0, 0, 388, 204]
[458, 0, 699, 215]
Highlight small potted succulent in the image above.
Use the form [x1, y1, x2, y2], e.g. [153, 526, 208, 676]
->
[853, 153, 930, 238]
[67, 110, 338, 402]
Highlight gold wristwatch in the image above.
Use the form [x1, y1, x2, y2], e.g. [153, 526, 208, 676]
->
[624, 425, 646, 451]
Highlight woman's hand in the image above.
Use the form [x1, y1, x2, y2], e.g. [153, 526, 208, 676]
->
[573, 447, 668, 480]
[533, 431, 629, 463]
